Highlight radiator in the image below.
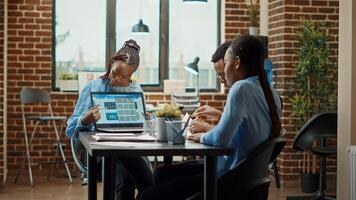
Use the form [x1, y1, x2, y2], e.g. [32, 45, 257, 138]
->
[350, 146, 356, 200]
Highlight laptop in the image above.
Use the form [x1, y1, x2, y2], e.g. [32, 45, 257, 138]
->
[90, 92, 146, 133]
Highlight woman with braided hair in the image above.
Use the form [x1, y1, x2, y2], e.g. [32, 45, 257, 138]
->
[140, 35, 281, 200]
[66, 39, 154, 200]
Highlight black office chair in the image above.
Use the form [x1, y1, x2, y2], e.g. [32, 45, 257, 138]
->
[187, 136, 285, 200]
[288, 112, 337, 200]
[270, 128, 287, 188]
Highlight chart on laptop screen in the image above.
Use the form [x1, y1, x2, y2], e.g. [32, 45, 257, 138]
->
[91, 93, 145, 125]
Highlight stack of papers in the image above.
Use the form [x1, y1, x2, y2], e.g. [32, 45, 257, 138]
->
[93, 133, 157, 142]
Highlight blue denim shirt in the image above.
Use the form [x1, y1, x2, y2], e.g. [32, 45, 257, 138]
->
[200, 76, 281, 177]
[65, 79, 142, 138]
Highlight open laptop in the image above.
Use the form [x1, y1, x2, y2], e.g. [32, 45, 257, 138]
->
[90, 92, 146, 133]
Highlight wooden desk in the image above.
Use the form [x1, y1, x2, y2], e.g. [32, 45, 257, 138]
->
[79, 132, 232, 200]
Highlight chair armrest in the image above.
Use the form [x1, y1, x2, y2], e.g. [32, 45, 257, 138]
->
[313, 133, 336, 139]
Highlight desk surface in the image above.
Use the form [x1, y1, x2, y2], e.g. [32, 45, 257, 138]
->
[79, 132, 233, 157]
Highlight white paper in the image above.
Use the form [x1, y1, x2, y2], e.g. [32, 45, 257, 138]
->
[92, 134, 157, 142]
[95, 133, 136, 137]
[182, 113, 192, 137]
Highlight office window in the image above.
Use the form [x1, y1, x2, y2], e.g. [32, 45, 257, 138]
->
[169, 0, 218, 89]
[53, 0, 220, 91]
[54, 0, 106, 89]
[116, 0, 160, 85]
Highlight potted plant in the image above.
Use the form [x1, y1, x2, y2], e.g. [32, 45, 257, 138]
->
[59, 72, 79, 91]
[155, 103, 182, 142]
[246, 0, 259, 36]
[289, 19, 337, 193]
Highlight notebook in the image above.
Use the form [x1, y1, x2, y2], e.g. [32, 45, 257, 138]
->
[90, 92, 146, 133]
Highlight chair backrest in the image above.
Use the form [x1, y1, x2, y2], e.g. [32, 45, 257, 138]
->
[293, 112, 337, 152]
[216, 137, 281, 200]
[270, 128, 286, 163]
[20, 88, 51, 104]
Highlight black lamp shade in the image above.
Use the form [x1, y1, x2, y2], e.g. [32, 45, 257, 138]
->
[183, 0, 208, 2]
[132, 19, 150, 34]
[184, 57, 199, 76]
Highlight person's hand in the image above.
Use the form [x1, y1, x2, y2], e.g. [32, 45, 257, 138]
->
[187, 132, 205, 143]
[189, 119, 214, 134]
[191, 105, 222, 121]
[81, 105, 101, 125]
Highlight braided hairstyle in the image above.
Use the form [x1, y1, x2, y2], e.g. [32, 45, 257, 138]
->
[101, 39, 141, 79]
[229, 35, 281, 138]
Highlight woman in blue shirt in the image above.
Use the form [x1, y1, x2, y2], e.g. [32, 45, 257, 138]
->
[140, 35, 282, 200]
[66, 40, 154, 200]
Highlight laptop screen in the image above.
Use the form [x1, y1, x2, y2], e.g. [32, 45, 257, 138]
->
[91, 92, 146, 128]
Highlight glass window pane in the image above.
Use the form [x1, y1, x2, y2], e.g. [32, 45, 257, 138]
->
[55, 0, 106, 89]
[116, 0, 160, 85]
[169, 0, 218, 90]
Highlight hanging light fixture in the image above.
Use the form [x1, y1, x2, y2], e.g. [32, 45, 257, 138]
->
[132, 0, 150, 34]
[183, 0, 208, 3]
[132, 19, 150, 34]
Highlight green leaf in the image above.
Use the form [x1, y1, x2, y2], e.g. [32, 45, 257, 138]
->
[289, 19, 337, 130]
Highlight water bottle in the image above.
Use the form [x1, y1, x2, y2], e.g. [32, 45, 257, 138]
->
[264, 58, 273, 86]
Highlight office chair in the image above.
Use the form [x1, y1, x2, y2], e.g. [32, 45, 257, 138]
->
[187, 136, 285, 200]
[287, 112, 337, 200]
[270, 128, 286, 188]
[71, 137, 153, 186]
[15, 88, 72, 186]
[71, 137, 88, 185]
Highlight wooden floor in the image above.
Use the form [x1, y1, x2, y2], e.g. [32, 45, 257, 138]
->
[0, 175, 334, 200]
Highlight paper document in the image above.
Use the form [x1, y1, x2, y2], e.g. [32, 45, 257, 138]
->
[93, 134, 157, 142]
[95, 133, 136, 137]
[182, 113, 192, 137]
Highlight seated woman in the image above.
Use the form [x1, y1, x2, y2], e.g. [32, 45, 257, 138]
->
[140, 35, 282, 200]
[66, 39, 154, 200]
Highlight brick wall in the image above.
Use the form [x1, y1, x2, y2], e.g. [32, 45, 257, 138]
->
[225, 0, 254, 40]
[0, 0, 4, 181]
[5, 0, 78, 174]
[268, 0, 339, 183]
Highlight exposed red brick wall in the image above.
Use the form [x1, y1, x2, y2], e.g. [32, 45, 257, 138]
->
[225, 0, 259, 40]
[0, 0, 4, 181]
[268, 0, 339, 183]
[5, 0, 78, 175]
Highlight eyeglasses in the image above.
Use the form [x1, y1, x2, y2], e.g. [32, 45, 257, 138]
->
[217, 72, 225, 79]
[216, 72, 227, 84]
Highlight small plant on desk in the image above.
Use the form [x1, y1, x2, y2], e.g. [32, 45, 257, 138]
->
[155, 103, 182, 142]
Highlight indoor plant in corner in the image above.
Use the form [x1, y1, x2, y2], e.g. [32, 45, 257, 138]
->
[246, 0, 259, 36]
[155, 103, 182, 142]
[289, 19, 337, 193]
[59, 72, 79, 91]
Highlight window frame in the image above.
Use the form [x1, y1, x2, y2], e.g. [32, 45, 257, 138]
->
[52, 0, 221, 92]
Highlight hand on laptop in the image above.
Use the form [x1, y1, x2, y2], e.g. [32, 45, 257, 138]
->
[191, 105, 222, 121]
[189, 119, 214, 134]
[81, 105, 101, 125]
